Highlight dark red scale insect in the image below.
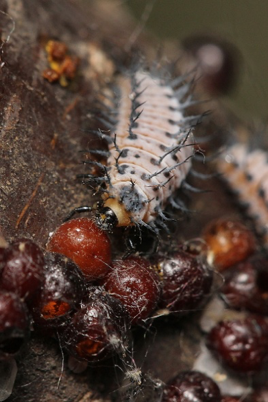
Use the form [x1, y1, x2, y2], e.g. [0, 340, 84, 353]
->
[103, 256, 161, 324]
[162, 370, 221, 402]
[182, 34, 240, 96]
[156, 250, 213, 314]
[60, 286, 130, 362]
[0, 238, 45, 303]
[207, 316, 268, 373]
[31, 252, 85, 330]
[221, 254, 268, 316]
[0, 291, 30, 359]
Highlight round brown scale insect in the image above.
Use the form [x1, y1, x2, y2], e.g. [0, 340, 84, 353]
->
[221, 254, 268, 316]
[47, 217, 112, 281]
[60, 287, 130, 362]
[203, 218, 256, 271]
[31, 252, 85, 330]
[207, 316, 268, 373]
[0, 291, 30, 359]
[0, 238, 45, 303]
[156, 250, 213, 314]
[182, 34, 240, 96]
[162, 370, 221, 402]
[103, 256, 161, 324]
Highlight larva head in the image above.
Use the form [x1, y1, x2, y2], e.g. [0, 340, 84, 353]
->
[97, 199, 132, 229]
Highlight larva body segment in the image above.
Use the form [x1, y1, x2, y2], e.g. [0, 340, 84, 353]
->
[217, 144, 268, 245]
[95, 70, 196, 229]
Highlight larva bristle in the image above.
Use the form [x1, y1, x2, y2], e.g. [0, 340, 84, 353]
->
[82, 160, 106, 170]
[87, 129, 113, 144]
[182, 181, 209, 194]
[98, 111, 118, 125]
[169, 197, 189, 213]
[95, 116, 115, 130]
[88, 149, 110, 158]
[189, 169, 218, 180]
[77, 174, 108, 183]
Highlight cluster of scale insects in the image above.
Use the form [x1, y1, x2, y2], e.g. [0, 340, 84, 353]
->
[2, 8, 268, 402]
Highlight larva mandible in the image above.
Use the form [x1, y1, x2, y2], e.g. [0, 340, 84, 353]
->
[78, 69, 201, 233]
[217, 143, 268, 246]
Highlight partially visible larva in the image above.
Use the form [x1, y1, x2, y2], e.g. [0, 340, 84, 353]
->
[217, 144, 268, 245]
[82, 69, 200, 232]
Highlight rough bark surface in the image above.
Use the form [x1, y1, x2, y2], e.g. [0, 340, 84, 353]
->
[0, 1, 241, 401]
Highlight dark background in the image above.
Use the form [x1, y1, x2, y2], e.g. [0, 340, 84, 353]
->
[126, 0, 268, 122]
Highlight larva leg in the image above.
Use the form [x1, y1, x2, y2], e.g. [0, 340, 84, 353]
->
[64, 206, 93, 222]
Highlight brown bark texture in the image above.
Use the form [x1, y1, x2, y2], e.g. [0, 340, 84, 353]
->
[0, 1, 242, 401]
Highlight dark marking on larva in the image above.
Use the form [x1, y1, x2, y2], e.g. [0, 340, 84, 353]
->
[164, 172, 170, 178]
[128, 133, 138, 140]
[245, 172, 253, 181]
[259, 187, 265, 198]
[172, 154, 179, 162]
[150, 158, 159, 166]
[141, 173, 148, 181]
[119, 185, 145, 212]
[118, 164, 129, 175]
[135, 154, 140, 158]
[121, 149, 129, 158]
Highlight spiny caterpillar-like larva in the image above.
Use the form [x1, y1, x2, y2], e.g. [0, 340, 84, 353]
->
[217, 144, 268, 246]
[79, 69, 201, 233]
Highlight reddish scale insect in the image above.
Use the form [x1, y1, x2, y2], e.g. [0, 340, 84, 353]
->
[0, 238, 45, 303]
[162, 370, 221, 402]
[207, 316, 268, 373]
[156, 250, 213, 314]
[221, 397, 242, 402]
[47, 217, 112, 281]
[60, 286, 130, 362]
[221, 255, 268, 316]
[31, 252, 85, 330]
[0, 291, 30, 359]
[103, 256, 161, 324]
[203, 218, 256, 271]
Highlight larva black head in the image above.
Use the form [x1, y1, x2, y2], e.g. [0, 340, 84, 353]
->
[96, 207, 119, 231]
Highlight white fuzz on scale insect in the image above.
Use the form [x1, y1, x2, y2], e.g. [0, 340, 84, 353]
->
[217, 143, 268, 246]
[75, 68, 203, 235]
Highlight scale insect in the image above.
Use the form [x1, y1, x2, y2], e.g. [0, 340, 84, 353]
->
[73, 68, 203, 235]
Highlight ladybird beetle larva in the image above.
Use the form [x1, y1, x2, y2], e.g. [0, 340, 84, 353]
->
[217, 144, 268, 247]
[72, 69, 201, 234]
